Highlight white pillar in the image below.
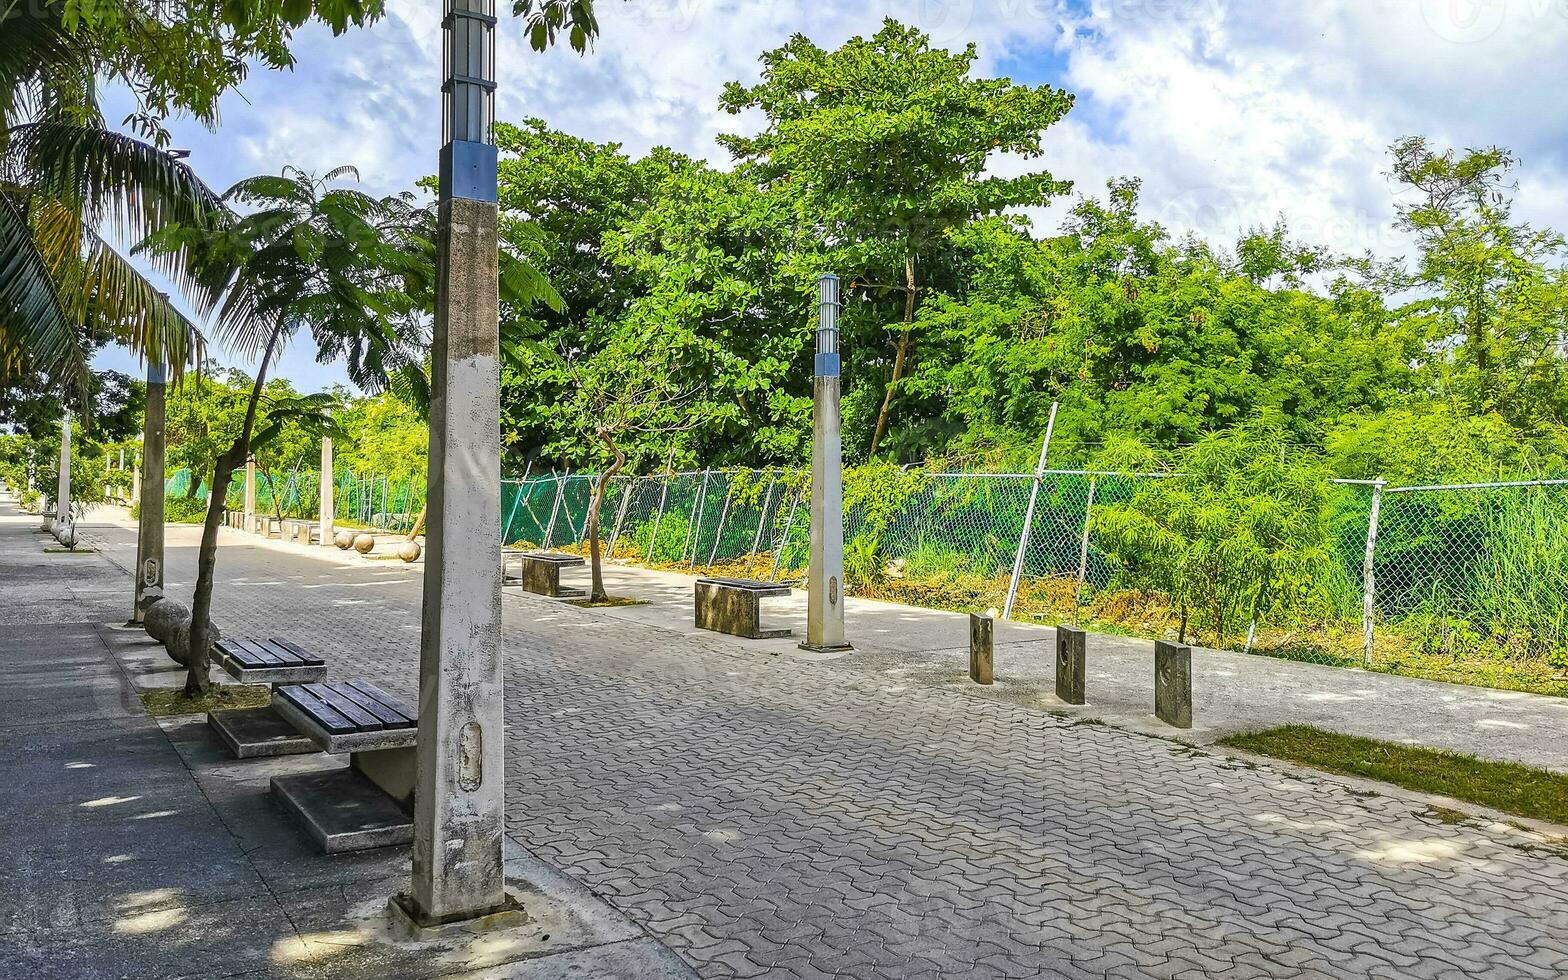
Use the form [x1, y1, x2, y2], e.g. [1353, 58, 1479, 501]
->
[803, 274, 852, 652]
[244, 458, 257, 532]
[406, 14, 509, 920]
[55, 413, 72, 531]
[319, 431, 335, 545]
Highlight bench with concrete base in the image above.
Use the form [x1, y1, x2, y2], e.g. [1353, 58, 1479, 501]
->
[206, 638, 328, 759]
[504, 551, 587, 598]
[269, 680, 419, 853]
[280, 519, 319, 545]
[694, 577, 793, 640]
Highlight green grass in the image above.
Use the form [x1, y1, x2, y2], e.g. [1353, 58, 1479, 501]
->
[1219, 725, 1568, 826]
[140, 684, 272, 717]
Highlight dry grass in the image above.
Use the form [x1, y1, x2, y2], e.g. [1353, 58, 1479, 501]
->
[140, 684, 272, 717]
[565, 596, 650, 608]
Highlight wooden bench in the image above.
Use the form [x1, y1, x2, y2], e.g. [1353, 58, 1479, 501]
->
[695, 577, 793, 640]
[269, 680, 419, 853]
[504, 551, 587, 598]
[206, 638, 329, 759]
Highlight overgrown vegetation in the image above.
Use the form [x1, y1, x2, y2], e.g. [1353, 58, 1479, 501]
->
[1219, 726, 1568, 826]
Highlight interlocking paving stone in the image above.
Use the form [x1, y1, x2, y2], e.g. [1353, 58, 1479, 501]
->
[71, 517, 1568, 980]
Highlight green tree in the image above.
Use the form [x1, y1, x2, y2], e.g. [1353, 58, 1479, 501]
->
[1389, 137, 1568, 429]
[552, 329, 717, 601]
[1092, 418, 1335, 645]
[719, 18, 1075, 456]
[143, 166, 420, 692]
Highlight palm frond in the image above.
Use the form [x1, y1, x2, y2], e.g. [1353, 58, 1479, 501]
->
[0, 193, 89, 393]
[8, 122, 229, 315]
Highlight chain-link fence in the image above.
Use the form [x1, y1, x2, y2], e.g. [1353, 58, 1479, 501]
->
[166, 467, 426, 531]
[497, 467, 1568, 692]
[156, 459, 1568, 691]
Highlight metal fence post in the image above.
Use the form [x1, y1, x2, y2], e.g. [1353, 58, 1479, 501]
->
[1072, 476, 1097, 625]
[500, 461, 532, 544]
[682, 471, 710, 564]
[1362, 477, 1385, 667]
[769, 481, 804, 582]
[606, 475, 635, 558]
[746, 474, 778, 576]
[543, 469, 567, 549]
[1002, 402, 1059, 621]
[647, 474, 672, 562]
[707, 480, 736, 566]
[560, 474, 583, 543]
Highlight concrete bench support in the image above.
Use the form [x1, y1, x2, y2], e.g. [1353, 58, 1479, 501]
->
[269, 681, 419, 853]
[968, 613, 993, 685]
[504, 551, 586, 598]
[695, 578, 792, 640]
[281, 520, 318, 545]
[206, 638, 329, 758]
[1154, 639, 1192, 728]
[1055, 625, 1086, 705]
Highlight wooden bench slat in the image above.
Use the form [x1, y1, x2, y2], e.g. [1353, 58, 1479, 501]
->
[330, 683, 413, 728]
[255, 638, 306, 666]
[233, 638, 283, 667]
[342, 681, 417, 726]
[301, 683, 385, 731]
[270, 638, 326, 667]
[278, 686, 357, 734]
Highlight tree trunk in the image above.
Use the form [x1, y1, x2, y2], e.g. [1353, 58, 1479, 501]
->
[868, 254, 918, 457]
[184, 324, 286, 696]
[406, 501, 427, 541]
[587, 429, 627, 603]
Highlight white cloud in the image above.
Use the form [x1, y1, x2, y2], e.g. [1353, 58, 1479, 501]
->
[117, 0, 1568, 388]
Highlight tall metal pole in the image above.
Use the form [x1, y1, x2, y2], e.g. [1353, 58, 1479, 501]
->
[1361, 478, 1385, 668]
[406, 0, 510, 928]
[1001, 402, 1058, 621]
[131, 360, 167, 623]
[803, 274, 851, 651]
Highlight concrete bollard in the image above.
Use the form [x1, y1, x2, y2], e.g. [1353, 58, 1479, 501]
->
[969, 613, 994, 685]
[353, 532, 376, 554]
[1055, 625, 1086, 705]
[1154, 639, 1192, 728]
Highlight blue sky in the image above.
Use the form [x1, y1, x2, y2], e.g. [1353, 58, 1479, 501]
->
[95, 0, 1568, 392]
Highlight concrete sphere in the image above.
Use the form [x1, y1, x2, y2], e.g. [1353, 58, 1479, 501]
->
[352, 532, 376, 554]
[396, 540, 422, 563]
[333, 530, 355, 550]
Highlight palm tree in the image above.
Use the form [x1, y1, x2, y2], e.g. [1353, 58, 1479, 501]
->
[140, 165, 435, 693]
[1, 3, 229, 394]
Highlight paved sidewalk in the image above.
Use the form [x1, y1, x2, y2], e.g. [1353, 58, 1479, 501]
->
[537, 560, 1568, 773]
[0, 502, 693, 979]
[55, 508, 1568, 979]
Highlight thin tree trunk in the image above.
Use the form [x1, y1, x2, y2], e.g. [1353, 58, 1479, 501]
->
[184, 323, 286, 695]
[869, 254, 917, 457]
[587, 429, 627, 603]
[406, 502, 426, 541]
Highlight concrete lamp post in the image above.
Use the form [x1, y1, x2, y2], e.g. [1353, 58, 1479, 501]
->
[51, 412, 75, 546]
[801, 274, 853, 653]
[131, 359, 167, 624]
[392, 0, 514, 932]
[319, 426, 335, 546]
